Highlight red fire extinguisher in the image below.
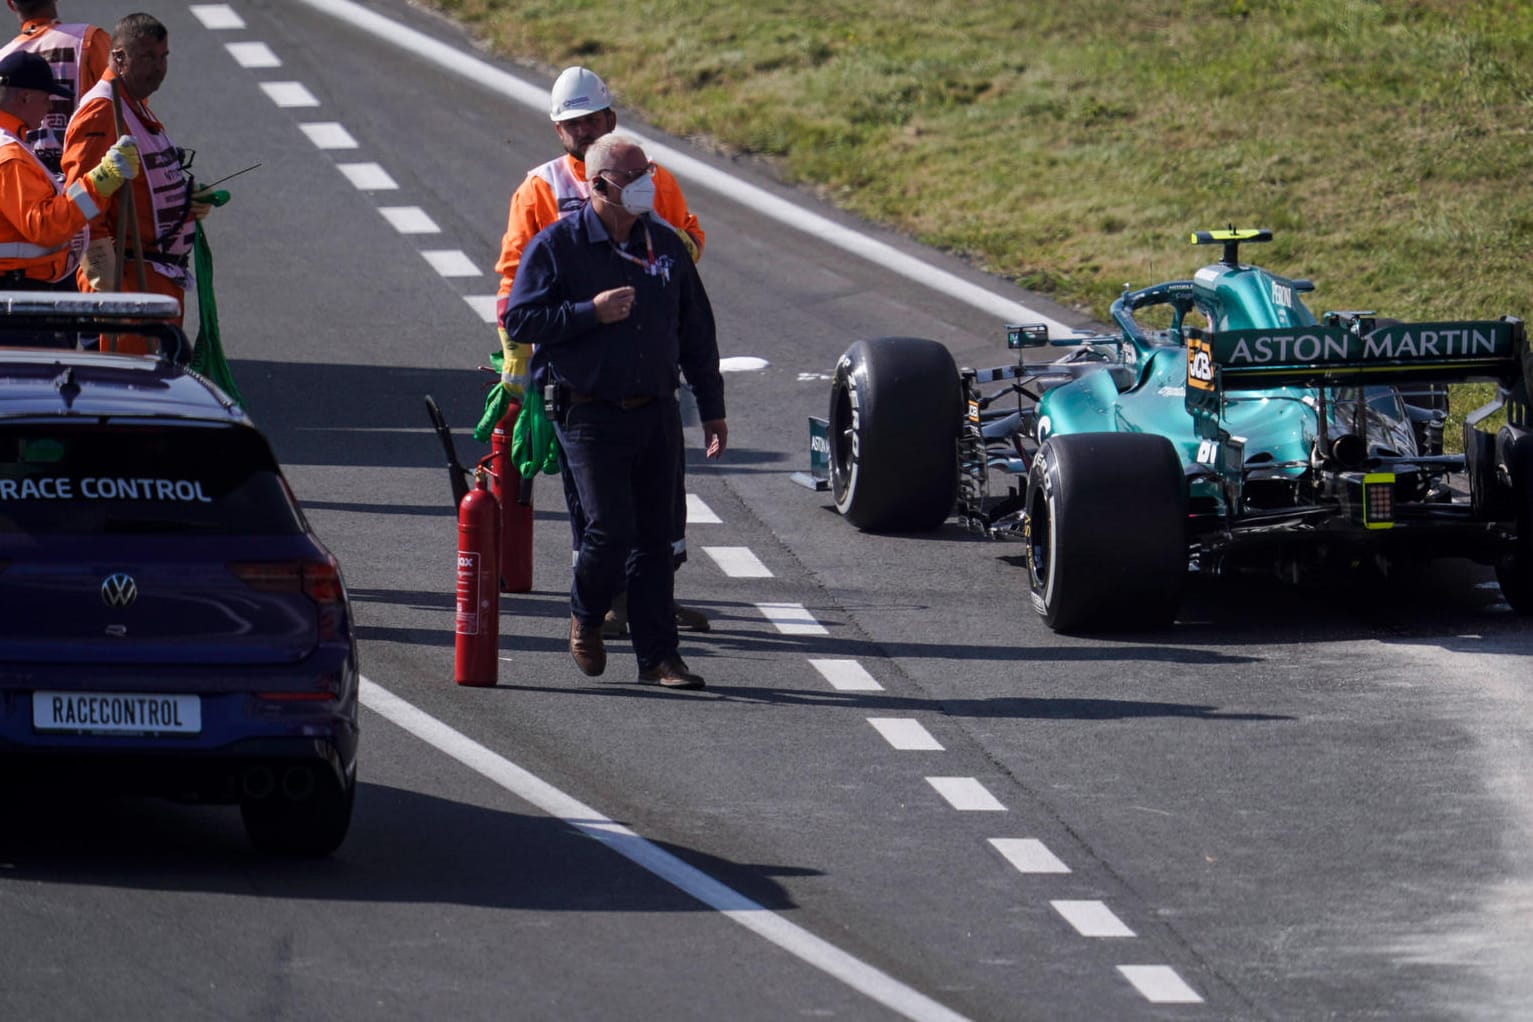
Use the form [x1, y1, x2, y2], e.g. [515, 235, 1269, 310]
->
[454, 465, 499, 687]
[491, 404, 534, 593]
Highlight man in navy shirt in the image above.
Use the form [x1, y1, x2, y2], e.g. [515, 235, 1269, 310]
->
[504, 134, 726, 690]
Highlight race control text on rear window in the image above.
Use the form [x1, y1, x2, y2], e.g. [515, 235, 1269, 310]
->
[0, 424, 305, 534]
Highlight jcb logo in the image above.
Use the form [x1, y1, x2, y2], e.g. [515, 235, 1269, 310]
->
[1187, 338, 1215, 391]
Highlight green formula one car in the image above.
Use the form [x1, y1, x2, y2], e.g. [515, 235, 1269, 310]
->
[824, 229, 1533, 632]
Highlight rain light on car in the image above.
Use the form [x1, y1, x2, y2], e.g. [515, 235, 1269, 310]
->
[1362, 473, 1396, 529]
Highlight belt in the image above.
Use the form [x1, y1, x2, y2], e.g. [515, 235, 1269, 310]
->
[568, 391, 653, 410]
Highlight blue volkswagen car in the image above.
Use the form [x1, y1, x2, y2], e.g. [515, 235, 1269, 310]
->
[0, 293, 358, 855]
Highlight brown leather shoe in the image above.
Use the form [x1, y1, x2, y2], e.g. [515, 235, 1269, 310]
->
[673, 601, 710, 632]
[569, 615, 606, 677]
[636, 656, 705, 690]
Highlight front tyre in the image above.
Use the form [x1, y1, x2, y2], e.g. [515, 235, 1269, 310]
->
[828, 337, 960, 532]
[1024, 432, 1187, 633]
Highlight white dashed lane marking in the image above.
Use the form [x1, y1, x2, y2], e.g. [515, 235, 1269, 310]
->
[420, 250, 480, 277]
[259, 81, 319, 107]
[810, 659, 884, 692]
[300, 122, 358, 149]
[1117, 966, 1204, 1004]
[868, 718, 943, 751]
[988, 838, 1071, 875]
[190, 4, 244, 30]
[704, 546, 772, 578]
[379, 207, 441, 234]
[686, 494, 720, 524]
[756, 602, 828, 635]
[1051, 901, 1135, 938]
[925, 777, 1006, 812]
[463, 295, 498, 323]
[225, 41, 280, 67]
[336, 162, 398, 190]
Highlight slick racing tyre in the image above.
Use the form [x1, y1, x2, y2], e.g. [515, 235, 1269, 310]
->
[1024, 432, 1187, 633]
[1494, 432, 1533, 614]
[828, 336, 960, 532]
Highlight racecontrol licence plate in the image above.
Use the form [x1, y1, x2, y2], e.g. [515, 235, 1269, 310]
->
[32, 692, 202, 735]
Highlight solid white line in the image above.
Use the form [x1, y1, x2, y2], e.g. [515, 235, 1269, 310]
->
[259, 81, 319, 108]
[299, 122, 358, 149]
[379, 207, 441, 234]
[925, 777, 1006, 812]
[462, 295, 498, 324]
[191, 5, 245, 30]
[336, 162, 398, 191]
[1051, 900, 1135, 938]
[421, 250, 480, 277]
[867, 718, 943, 751]
[359, 678, 971, 1022]
[290, 0, 1079, 336]
[756, 602, 828, 635]
[1117, 965, 1203, 1004]
[704, 546, 772, 579]
[988, 838, 1070, 875]
[190, 5, 245, 30]
[226, 41, 281, 68]
[685, 494, 720, 524]
[810, 659, 884, 692]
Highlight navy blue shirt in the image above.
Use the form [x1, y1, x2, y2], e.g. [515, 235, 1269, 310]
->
[502, 204, 725, 423]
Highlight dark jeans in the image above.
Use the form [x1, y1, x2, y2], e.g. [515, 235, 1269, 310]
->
[560, 407, 690, 569]
[556, 396, 680, 668]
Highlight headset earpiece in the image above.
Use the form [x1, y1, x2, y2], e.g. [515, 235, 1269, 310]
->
[593, 177, 608, 194]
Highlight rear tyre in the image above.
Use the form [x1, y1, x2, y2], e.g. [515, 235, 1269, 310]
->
[1494, 433, 1533, 614]
[828, 337, 960, 532]
[241, 764, 355, 856]
[1024, 432, 1187, 633]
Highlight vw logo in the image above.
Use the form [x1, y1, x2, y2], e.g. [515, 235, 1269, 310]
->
[101, 573, 138, 609]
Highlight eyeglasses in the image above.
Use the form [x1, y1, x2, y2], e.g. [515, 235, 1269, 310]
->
[598, 162, 654, 186]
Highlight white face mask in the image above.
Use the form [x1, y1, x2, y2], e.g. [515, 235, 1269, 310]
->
[618, 172, 655, 216]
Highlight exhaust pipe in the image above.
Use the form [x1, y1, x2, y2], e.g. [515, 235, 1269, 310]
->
[241, 766, 275, 800]
[281, 766, 315, 801]
[1331, 433, 1366, 470]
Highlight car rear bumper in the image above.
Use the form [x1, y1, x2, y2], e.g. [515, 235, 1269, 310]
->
[0, 652, 359, 802]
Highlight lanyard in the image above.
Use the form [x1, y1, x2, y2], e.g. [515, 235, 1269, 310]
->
[608, 220, 669, 283]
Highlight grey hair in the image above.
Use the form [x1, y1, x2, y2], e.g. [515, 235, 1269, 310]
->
[584, 133, 644, 180]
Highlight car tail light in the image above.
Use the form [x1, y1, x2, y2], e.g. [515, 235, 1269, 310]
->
[1362, 472, 1395, 530]
[229, 559, 348, 638]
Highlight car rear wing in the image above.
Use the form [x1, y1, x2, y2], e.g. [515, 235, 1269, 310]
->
[1186, 317, 1526, 416]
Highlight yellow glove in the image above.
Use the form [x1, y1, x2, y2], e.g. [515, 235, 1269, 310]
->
[85, 135, 140, 197]
[498, 327, 531, 399]
[671, 224, 701, 263]
[80, 236, 116, 290]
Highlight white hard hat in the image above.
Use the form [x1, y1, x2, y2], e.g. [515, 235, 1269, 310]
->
[549, 66, 611, 122]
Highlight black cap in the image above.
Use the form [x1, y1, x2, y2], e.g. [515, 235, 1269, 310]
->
[0, 51, 72, 99]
